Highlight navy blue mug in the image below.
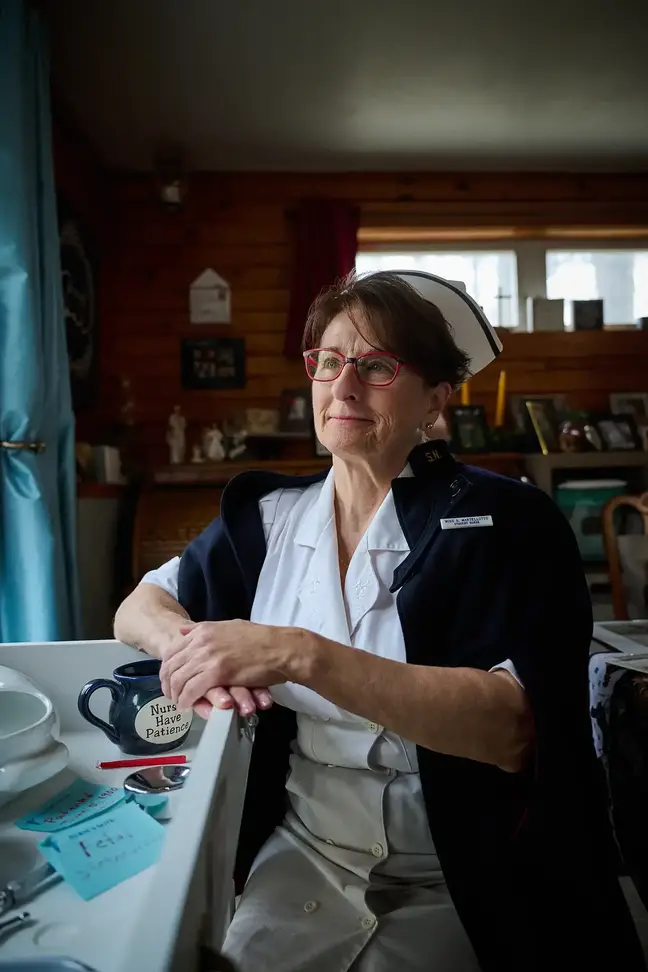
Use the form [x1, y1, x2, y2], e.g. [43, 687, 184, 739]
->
[77, 658, 193, 755]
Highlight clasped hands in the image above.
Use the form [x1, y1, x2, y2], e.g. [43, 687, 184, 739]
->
[159, 619, 308, 720]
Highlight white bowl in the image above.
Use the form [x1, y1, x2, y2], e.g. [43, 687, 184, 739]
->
[0, 666, 69, 807]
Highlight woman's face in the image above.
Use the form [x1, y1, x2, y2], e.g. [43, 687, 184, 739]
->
[311, 312, 450, 463]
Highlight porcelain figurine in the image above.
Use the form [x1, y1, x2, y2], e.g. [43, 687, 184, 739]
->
[203, 423, 226, 462]
[167, 405, 186, 464]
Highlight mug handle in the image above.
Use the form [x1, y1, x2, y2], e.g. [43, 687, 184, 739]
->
[77, 678, 123, 744]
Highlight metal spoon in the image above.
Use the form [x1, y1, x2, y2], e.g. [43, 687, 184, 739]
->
[0, 910, 31, 936]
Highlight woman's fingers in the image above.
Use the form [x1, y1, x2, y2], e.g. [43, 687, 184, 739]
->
[227, 686, 259, 717]
[251, 688, 273, 710]
[194, 697, 216, 720]
[193, 687, 272, 720]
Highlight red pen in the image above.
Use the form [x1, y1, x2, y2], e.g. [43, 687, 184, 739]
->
[96, 754, 188, 770]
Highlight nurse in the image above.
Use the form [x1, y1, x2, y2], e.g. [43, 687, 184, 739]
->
[114, 270, 645, 972]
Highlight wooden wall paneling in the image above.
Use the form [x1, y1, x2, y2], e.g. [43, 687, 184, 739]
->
[81, 171, 648, 466]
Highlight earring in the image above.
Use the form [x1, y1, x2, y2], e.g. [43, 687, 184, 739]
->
[425, 422, 435, 431]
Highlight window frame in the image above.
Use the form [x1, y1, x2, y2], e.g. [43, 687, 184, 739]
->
[356, 237, 648, 331]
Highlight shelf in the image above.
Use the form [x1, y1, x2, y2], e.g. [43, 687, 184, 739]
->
[525, 451, 648, 469]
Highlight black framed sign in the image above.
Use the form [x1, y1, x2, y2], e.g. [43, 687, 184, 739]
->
[447, 405, 491, 453]
[181, 337, 246, 390]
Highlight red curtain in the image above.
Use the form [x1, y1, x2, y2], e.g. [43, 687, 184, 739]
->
[284, 198, 360, 359]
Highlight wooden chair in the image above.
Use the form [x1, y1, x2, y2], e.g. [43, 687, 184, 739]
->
[130, 485, 223, 586]
[602, 492, 648, 620]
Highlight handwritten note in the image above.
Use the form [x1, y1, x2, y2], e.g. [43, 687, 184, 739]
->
[39, 801, 165, 900]
[16, 777, 125, 832]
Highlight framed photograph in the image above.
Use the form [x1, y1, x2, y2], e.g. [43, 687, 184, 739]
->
[279, 388, 313, 433]
[596, 413, 642, 451]
[447, 405, 490, 453]
[526, 400, 560, 455]
[610, 393, 648, 425]
[509, 394, 567, 435]
[181, 337, 246, 390]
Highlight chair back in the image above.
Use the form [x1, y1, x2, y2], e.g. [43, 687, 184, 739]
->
[602, 492, 648, 620]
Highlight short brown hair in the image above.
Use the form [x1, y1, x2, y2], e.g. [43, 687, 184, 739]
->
[302, 270, 471, 388]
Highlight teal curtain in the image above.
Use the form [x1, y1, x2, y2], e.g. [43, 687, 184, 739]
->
[0, 0, 81, 641]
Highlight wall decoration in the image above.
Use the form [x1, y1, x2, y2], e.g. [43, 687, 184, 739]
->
[447, 405, 490, 453]
[189, 268, 231, 324]
[58, 199, 98, 409]
[279, 388, 313, 433]
[181, 338, 246, 390]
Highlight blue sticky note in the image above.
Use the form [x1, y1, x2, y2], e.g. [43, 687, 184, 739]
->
[16, 777, 125, 832]
[38, 801, 165, 900]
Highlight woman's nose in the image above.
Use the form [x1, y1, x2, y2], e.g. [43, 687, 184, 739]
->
[331, 361, 361, 399]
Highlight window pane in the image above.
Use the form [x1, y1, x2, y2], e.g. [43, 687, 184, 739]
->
[546, 250, 648, 327]
[355, 251, 518, 327]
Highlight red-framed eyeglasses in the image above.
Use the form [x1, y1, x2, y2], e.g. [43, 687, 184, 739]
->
[303, 349, 410, 387]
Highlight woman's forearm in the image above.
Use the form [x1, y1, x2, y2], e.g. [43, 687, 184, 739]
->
[291, 631, 533, 772]
[113, 583, 190, 659]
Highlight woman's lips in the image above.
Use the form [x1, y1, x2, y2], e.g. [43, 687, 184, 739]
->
[328, 415, 371, 422]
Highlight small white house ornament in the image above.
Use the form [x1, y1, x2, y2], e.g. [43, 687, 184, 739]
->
[189, 268, 231, 325]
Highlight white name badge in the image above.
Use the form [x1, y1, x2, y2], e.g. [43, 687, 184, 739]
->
[440, 515, 493, 530]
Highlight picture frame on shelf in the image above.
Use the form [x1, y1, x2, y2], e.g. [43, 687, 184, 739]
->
[595, 413, 642, 451]
[610, 392, 648, 435]
[181, 337, 246, 390]
[279, 388, 313, 433]
[509, 394, 567, 435]
[447, 405, 490, 454]
[525, 400, 561, 455]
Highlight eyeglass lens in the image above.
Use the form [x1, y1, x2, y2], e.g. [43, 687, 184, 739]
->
[305, 351, 398, 385]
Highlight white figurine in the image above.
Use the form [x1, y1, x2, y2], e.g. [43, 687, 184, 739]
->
[203, 423, 226, 462]
[190, 444, 205, 464]
[166, 405, 186, 464]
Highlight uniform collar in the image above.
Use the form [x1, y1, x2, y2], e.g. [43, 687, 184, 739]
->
[294, 463, 414, 553]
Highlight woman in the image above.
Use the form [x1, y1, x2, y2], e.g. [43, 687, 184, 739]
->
[114, 271, 644, 972]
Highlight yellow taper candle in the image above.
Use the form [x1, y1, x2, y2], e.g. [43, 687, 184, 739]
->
[460, 380, 470, 406]
[495, 369, 506, 427]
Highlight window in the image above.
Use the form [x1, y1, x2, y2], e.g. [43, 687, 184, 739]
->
[356, 240, 648, 330]
[356, 250, 519, 328]
[546, 250, 648, 327]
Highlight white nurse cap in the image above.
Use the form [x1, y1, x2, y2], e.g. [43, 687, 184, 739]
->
[394, 270, 502, 378]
